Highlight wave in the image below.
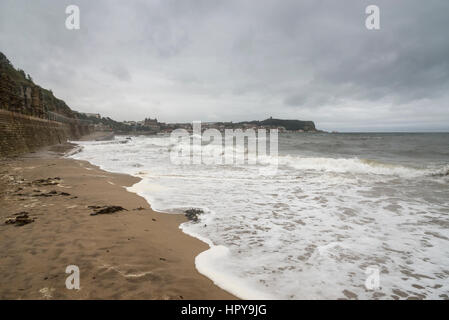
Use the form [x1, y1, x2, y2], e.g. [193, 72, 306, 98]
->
[145, 134, 448, 179]
[132, 135, 449, 180]
[266, 155, 447, 178]
[431, 166, 449, 177]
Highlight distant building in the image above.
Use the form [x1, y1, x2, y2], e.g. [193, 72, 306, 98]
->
[143, 117, 161, 132]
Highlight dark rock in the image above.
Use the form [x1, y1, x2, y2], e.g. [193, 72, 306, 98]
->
[184, 208, 204, 222]
[90, 205, 127, 216]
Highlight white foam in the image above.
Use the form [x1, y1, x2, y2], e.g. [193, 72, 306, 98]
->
[274, 155, 428, 178]
[70, 134, 449, 300]
[194, 245, 276, 300]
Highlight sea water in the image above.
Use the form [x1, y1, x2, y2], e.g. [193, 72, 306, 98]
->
[70, 132, 449, 299]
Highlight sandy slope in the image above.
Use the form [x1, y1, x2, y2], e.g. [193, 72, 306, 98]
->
[0, 143, 235, 299]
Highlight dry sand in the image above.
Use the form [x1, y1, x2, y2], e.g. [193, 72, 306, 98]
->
[0, 143, 236, 299]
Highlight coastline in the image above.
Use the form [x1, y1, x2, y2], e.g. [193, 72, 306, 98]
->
[0, 142, 236, 299]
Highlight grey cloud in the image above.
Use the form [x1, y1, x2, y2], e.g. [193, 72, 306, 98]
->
[102, 65, 132, 82]
[0, 0, 448, 131]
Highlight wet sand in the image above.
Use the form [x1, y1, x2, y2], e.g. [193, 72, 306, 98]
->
[0, 143, 236, 299]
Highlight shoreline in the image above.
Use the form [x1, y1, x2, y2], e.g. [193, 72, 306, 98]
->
[0, 142, 236, 299]
[127, 180, 275, 300]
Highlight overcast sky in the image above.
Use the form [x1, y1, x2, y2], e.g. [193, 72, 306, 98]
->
[1, 0, 448, 131]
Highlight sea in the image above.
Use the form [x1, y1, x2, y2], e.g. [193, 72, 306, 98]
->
[70, 132, 449, 299]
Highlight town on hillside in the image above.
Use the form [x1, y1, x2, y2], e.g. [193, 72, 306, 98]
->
[83, 114, 320, 135]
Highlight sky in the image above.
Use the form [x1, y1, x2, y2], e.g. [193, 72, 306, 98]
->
[0, 0, 448, 132]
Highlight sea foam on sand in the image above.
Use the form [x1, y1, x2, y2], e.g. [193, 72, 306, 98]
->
[71, 135, 449, 300]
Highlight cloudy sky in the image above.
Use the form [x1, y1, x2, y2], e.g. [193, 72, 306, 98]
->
[1, 0, 448, 131]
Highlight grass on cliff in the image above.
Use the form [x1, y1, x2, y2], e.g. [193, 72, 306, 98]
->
[0, 52, 34, 86]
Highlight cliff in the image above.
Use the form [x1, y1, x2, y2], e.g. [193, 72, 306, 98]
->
[0, 52, 77, 119]
[0, 52, 93, 157]
[259, 118, 316, 131]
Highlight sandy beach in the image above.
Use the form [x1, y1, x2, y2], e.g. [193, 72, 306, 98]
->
[0, 143, 235, 300]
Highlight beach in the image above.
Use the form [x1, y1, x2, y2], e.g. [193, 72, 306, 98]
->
[1, 133, 448, 300]
[0, 142, 235, 299]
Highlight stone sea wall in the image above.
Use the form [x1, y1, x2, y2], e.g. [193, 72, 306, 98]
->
[0, 109, 91, 157]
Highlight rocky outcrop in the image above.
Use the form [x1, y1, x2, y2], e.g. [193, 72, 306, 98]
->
[236, 117, 318, 132]
[184, 208, 204, 222]
[259, 118, 317, 131]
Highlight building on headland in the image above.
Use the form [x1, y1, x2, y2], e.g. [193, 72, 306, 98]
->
[143, 117, 161, 131]
[116, 117, 166, 135]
